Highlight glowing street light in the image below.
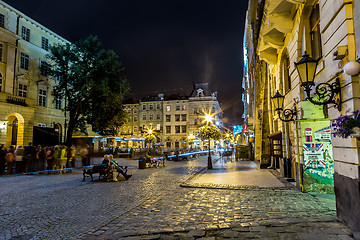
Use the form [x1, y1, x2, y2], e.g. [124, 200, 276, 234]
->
[205, 114, 213, 124]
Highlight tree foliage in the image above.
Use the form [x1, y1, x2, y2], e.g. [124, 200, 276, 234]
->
[199, 125, 221, 140]
[47, 36, 129, 143]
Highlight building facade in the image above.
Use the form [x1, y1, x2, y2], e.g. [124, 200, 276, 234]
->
[244, 0, 360, 232]
[118, 83, 223, 152]
[0, 1, 68, 147]
[163, 97, 189, 151]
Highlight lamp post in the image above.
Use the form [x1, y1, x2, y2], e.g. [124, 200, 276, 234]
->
[271, 91, 297, 122]
[295, 51, 342, 111]
[205, 114, 213, 169]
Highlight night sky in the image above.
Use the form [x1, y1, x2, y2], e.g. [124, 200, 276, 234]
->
[6, 0, 248, 126]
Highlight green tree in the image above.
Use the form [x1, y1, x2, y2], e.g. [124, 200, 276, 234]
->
[199, 125, 221, 169]
[47, 36, 129, 144]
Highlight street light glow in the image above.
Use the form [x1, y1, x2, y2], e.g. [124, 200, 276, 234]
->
[205, 114, 213, 123]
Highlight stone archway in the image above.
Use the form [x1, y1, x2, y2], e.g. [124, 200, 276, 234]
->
[6, 113, 25, 147]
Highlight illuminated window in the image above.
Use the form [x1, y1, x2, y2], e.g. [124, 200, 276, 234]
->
[166, 105, 170, 111]
[21, 26, 30, 42]
[310, 4, 322, 60]
[20, 52, 30, 70]
[41, 37, 49, 51]
[0, 13, 4, 28]
[55, 96, 62, 109]
[38, 89, 47, 107]
[166, 126, 171, 134]
[18, 84, 27, 98]
[181, 105, 186, 111]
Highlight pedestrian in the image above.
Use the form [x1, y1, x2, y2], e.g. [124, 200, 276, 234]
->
[80, 146, 88, 167]
[5, 146, 15, 174]
[0, 144, 6, 175]
[53, 145, 61, 173]
[14, 146, 24, 174]
[23, 142, 36, 173]
[67, 145, 76, 172]
[36, 146, 46, 173]
[46, 146, 54, 173]
[60, 146, 67, 173]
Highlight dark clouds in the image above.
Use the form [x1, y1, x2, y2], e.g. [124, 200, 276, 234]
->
[7, 0, 247, 125]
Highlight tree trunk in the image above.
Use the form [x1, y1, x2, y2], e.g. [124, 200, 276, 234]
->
[208, 138, 213, 169]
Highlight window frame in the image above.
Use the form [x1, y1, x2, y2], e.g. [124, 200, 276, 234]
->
[18, 83, 27, 98]
[21, 26, 30, 42]
[20, 52, 30, 71]
[166, 126, 171, 134]
[0, 13, 4, 28]
[41, 37, 49, 51]
[54, 95, 62, 110]
[38, 88, 47, 107]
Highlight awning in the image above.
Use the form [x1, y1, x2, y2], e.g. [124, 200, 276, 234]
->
[72, 130, 103, 138]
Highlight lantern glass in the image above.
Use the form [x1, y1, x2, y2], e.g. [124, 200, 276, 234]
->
[271, 91, 284, 111]
[295, 52, 318, 86]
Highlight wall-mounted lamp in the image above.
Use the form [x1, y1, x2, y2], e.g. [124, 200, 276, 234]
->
[271, 91, 297, 122]
[295, 51, 342, 111]
[344, 60, 360, 76]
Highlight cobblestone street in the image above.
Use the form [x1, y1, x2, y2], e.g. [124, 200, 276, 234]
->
[0, 156, 355, 239]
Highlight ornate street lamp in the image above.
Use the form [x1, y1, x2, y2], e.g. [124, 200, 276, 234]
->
[271, 91, 297, 122]
[295, 51, 341, 111]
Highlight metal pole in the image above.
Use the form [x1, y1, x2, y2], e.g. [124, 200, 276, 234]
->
[208, 138, 213, 169]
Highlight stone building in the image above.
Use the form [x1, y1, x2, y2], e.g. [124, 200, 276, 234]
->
[162, 96, 189, 151]
[0, 1, 68, 147]
[118, 83, 223, 152]
[244, 0, 360, 232]
[188, 83, 223, 151]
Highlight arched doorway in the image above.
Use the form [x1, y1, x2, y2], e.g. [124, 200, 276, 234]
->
[6, 113, 25, 147]
[11, 118, 18, 146]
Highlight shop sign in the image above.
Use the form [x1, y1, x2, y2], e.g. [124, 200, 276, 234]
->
[314, 126, 331, 141]
[303, 143, 325, 169]
[305, 128, 312, 142]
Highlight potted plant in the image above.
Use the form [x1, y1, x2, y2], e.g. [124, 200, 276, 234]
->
[332, 110, 360, 139]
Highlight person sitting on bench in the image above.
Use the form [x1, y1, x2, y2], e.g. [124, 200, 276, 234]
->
[108, 154, 132, 180]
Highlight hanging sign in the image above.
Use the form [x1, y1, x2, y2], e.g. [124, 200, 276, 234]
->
[303, 143, 325, 169]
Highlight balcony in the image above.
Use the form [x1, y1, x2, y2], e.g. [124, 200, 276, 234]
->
[0, 92, 34, 107]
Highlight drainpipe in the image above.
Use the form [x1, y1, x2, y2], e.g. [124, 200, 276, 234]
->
[295, 119, 304, 192]
[12, 15, 20, 95]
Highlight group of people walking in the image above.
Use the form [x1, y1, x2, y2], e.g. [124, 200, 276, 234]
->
[0, 143, 90, 175]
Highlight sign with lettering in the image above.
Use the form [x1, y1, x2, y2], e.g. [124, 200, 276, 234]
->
[303, 143, 325, 169]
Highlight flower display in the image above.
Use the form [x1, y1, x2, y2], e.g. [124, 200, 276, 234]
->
[331, 110, 360, 139]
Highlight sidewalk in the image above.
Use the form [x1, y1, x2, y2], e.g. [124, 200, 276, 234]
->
[91, 156, 356, 240]
[182, 157, 285, 189]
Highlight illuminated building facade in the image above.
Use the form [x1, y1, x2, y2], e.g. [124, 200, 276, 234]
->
[0, 1, 69, 147]
[244, 0, 360, 231]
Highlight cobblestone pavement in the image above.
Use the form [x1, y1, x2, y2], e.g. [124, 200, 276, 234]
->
[0, 156, 356, 240]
